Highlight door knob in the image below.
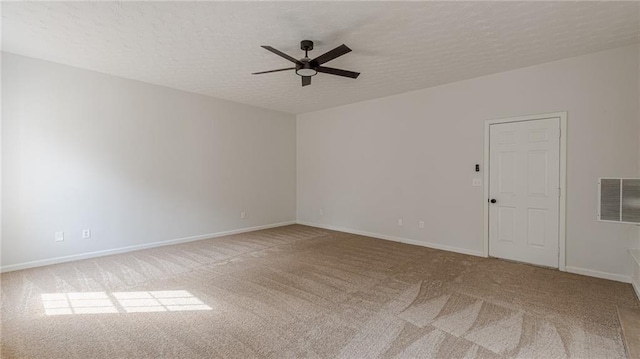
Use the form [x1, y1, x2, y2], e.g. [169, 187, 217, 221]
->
[490, 199, 497, 204]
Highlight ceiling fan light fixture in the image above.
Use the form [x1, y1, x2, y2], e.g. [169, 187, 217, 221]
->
[296, 68, 317, 77]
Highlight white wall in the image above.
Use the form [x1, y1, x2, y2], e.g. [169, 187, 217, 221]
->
[633, 43, 640, 297]
[2, 53, 296, 270]
[297, 45, 640, 281]
[637, 42, 640, 250]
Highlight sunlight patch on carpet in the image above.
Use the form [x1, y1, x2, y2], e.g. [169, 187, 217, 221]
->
[41, 290, 212, 315]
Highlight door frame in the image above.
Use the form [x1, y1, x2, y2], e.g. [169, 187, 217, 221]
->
[483, 111, 567, 271]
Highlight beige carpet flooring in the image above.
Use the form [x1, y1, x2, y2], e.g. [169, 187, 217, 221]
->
[619, 307, 640, 359]
[1, 225, 639, 358]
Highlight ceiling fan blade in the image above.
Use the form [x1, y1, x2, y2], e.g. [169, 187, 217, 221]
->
[302, 76, 311, 87]
[261, 46, 302, 64]
[252, 68, 295, 75]
[311, 44, 351, 65]
[316, 66, 360, 79]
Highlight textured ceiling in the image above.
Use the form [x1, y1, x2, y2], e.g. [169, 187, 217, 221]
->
[3, 1, 639, 114]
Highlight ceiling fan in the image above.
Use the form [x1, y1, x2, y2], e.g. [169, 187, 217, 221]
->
[252, 40, 360, 87]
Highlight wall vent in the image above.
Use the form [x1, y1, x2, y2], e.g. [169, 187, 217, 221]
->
[598, 178, 640, 224]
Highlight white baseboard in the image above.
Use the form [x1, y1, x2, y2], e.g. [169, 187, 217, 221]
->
[298, 221, 636, 285]
[633, 280, 640, 301]
[296, 221, 485, 257]
[630, 249, 640, 301]
[565, 266, 631, 283]
[6, 220, 634, 288]
[0, 221, 297, 273]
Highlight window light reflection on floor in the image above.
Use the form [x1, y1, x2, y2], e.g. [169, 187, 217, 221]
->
[41, 290, 212, 316]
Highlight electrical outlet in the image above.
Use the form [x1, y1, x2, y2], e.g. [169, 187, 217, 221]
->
[319, 208, 324, 216]
[55, 231, 64, 242]
[240, 211, 246, 219]
[418, 221, 425, 229]
[82, 229, 91, 239]
[397, 219, 403, 226]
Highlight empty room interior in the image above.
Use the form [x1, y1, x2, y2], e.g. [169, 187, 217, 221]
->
[3, 1, 640, 358]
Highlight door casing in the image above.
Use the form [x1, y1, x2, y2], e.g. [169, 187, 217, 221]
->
[483, 112, 567, 271]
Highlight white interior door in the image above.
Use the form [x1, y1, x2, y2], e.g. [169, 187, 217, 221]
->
[489, 117, 560, 267]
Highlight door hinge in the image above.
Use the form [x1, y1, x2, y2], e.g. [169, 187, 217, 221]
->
[558, 187, 561, 197]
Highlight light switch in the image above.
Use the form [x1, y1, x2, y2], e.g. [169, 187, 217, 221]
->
[472, 178, 482, 186]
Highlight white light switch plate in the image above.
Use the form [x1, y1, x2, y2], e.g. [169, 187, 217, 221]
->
[472, 178, 482, 186]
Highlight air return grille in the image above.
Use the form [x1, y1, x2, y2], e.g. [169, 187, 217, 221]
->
[598, 178, 640, 224]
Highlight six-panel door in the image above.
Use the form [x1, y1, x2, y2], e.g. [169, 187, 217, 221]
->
[489, 118, 560, 268]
